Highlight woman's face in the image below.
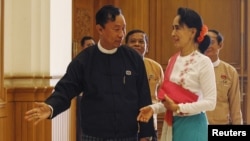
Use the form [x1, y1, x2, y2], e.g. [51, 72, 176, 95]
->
[171, 15, 195, 49]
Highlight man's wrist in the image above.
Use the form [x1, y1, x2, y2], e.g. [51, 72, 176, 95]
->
[47, 104, 54, 119]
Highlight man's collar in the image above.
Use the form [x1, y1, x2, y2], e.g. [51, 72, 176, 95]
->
[213, 59, 220, 67]
[98, 41, 117, 54]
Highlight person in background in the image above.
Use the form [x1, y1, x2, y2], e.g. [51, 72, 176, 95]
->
[80, 36, 96, 50]
[24, 4, 155, 141]
[137, 7, 217, 141]
[205, 29, 243, 125]
[125, 29, 164, 141]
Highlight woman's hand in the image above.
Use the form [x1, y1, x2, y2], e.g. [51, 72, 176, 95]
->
[137, 106, 154, 123]
[162, 94, 178, 112]
[24, 102, 52, 125]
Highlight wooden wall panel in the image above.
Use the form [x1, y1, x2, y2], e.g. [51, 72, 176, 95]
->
[200, 0, 242, 69]
[0, 103, 7, 141]
[0, 0, 7, 140]
[117, 0, 150, 34]
[6, 87, 53, 141]
[246, 0, 250, 124]
[0, 0, 3, 97]
[149, 0, 165, 65]
[72, 0, 96, 56]
[0, 117, 7, 141]
[6, 102, 14, 141]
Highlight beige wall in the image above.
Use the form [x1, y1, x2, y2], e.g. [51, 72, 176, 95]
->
[4, 0, 72, 78]
[4, 0, 50, 77]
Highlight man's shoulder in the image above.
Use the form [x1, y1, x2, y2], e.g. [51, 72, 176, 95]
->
[119, 45, 142, 57]
[220, 60, 236, 69]
[119, 44, 136, 52]
[144, 57, 163, 67]
[144, 57, 158, 63]
[219, 60, 238, 72]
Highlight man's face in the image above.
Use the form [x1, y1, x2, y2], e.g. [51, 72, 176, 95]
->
[97, 14, 126, 50]
[204, 31, 221, 58]
[126, 32, 148, 57]
[83, 39, 95, 49]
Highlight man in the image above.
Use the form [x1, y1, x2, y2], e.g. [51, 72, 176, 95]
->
[80, 36, 95, 50]
[25, 5, 155, 141]
[205, 29, 243, 124]
[125, 29, 164, 141]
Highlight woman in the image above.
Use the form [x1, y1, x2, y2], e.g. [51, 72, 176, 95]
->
[137, 7, 217, 141]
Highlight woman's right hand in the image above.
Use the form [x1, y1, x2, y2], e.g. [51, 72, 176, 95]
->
[24, 102, 52, 125]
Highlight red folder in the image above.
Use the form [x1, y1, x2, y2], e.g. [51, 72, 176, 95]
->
[158, 81, 198, 103]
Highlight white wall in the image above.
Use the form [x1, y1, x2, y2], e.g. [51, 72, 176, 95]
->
[4, 0, 72, 79]
[50, 1, 72, 141]
[50, 0, 72, 77]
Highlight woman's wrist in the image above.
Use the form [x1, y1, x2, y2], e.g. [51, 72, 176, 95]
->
[175, 105, 180, 113]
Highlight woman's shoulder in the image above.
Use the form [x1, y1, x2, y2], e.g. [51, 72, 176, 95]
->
[195, 51, 211, 62]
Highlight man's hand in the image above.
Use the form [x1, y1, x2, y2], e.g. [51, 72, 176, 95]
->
[137, 106, 154, 123]
[24, 102, 52, 125]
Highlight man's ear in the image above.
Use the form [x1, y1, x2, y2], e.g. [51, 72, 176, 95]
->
[96, 24, 103, 35]
[219, 42, 224, 50]
[145, 45, 149, 53]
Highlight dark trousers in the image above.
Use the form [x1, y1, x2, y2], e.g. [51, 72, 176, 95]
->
[152, 130, 158, 141]
[82, 133, 138, 141]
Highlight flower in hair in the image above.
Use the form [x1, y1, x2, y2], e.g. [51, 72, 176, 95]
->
[197, 25, 208, 43]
